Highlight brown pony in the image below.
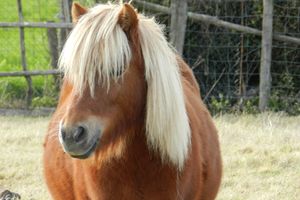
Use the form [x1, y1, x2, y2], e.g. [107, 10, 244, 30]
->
[43, 2, 222, 200]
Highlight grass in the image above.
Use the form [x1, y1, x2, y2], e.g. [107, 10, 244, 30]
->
[0, 113, 299, 199]
[0, 0, 60, 107]
[0, 116, 50, 199]
[0, 0, 112, 108]
[216, 113, 300, 200]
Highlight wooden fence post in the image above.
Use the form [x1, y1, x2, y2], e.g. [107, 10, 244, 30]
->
[17, 0, 33, 108]
[133, 1, 300, 45]
[47, 23, 60, 91]
[59, 0, 72, 52]
[259, 0, 273, 111]
[238, 0, 245, 109]
[169, 0, 188, 56]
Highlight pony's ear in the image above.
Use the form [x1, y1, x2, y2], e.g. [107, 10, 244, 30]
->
[118, 3, 138, 32]
[71, 2, 87, 23]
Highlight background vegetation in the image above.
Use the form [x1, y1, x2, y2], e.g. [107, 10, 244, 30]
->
[0, 0, 59, 108]
[183, 0, 300, 115]
[0, 0, 299, 114]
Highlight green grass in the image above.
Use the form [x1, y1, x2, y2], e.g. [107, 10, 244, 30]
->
[0, 0, 60, 107]
[0, 0, 110, 108]
[0, 113, 299, 199]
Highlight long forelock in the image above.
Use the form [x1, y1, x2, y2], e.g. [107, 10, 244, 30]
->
[59, 3, 191, 170]
[59, 4, 131, 96]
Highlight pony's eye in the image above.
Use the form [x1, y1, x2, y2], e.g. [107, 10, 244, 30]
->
[47, 3, 222, 199]
[110, 68, 125, 78]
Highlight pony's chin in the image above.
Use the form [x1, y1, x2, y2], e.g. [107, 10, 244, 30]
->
[69, 139, 99, 159]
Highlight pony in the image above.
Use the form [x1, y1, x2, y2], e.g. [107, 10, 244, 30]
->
[43, 2, 222, 200]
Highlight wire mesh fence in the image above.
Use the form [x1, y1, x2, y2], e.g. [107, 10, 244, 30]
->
[0, 0, 299, 114]
[136, 0, 300, 114]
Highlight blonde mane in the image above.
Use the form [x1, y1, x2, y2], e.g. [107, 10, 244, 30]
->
[59, 4, 131, 95]
[59, 3, 191, 170]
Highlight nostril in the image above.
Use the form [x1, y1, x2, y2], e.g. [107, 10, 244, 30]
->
[73, 126, 86, 143]
[60, 128, 66, 141]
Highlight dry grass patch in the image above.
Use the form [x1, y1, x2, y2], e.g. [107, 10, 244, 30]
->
[0, 116, 50, 200]
[216, 113, 300, 200]
[0, 113, 299, 199]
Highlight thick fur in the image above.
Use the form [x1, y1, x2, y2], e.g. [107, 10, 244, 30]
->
[44, 2, 222, 200]
[59, 3, 190, 169]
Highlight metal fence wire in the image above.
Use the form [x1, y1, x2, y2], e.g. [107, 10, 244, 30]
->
[0, 0, 299, 114]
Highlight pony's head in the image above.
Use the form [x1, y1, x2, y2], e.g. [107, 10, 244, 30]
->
[58, 2, 190, 169]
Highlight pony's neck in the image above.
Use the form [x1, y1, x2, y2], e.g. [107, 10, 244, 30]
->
[87, 127, 179, 199]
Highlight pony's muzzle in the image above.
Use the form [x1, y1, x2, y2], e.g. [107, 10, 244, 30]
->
[60, 125, 87, 144]
[59, 123, 100, 159]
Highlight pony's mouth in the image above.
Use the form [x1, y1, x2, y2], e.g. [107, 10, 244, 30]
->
[69, 139, 99, 159]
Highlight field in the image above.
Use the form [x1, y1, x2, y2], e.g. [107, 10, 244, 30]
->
[0, 0, 96, 107]
[0, 113, 299, 199]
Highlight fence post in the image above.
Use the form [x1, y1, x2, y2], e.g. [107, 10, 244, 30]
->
[17, 0, 33, 108]
[169, 0, 188, 56]
[238, 0, 245, 109]
[47, 23, 60, 91]
[59, 0, 72, 52]
[259, 0, 273, 111]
